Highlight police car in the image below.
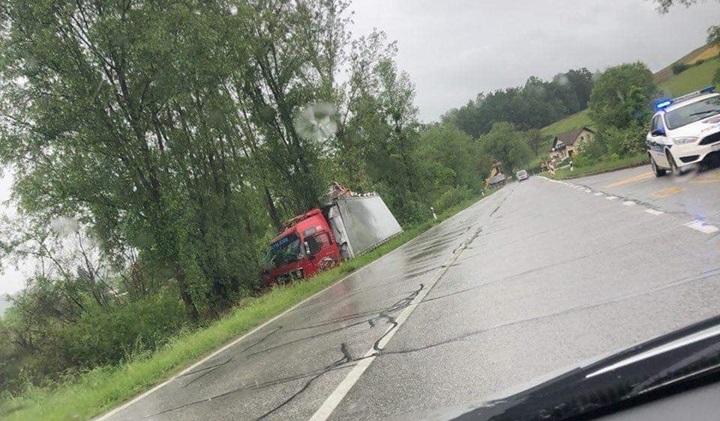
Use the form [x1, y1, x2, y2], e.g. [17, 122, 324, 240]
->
[646, 85, 720, 177]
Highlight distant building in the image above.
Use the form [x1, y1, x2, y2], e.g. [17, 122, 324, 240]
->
[550, 127, 595, 160]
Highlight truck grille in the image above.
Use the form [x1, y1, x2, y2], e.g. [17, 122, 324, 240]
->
[699, 132, 720, 145]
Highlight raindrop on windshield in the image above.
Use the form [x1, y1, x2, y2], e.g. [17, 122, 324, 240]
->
[294, 102, 339, 142]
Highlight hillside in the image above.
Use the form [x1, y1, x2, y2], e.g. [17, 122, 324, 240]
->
[659, 57, 720, 96]
[653, 44, 712, 84]
[540, 109, 592, 140]
[540, 46, 719, 144]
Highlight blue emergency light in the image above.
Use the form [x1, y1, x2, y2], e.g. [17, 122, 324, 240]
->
[654, 85, 716, 111]
[654, 98, 673, 111]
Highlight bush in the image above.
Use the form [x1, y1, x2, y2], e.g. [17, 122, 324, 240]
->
[572, 154, 596, 168]
[606, 153, 621, 162]
[597, 123, 646, 156]
[578, 138, 607, 162]
[433, 187, 474, 213]
[672, 62, 689, 75]
[20, 291, 189, 381]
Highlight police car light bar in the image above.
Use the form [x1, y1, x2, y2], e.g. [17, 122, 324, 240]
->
[654, 98, 673, 111]
[672, 85, 716, 104]
[654, 85, 716, 111]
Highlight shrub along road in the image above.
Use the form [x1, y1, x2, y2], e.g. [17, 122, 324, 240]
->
[97, 173, 720, 421]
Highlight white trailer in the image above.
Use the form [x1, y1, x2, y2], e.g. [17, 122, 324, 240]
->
[325, 193, 403, 260]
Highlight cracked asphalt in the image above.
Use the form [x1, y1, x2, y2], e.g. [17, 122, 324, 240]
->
[99, 165, 720, 421]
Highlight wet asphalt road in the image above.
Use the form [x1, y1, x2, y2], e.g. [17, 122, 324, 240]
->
[99, 166, 720, 421]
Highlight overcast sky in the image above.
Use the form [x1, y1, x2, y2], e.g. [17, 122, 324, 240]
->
[2, 0, 720, 296]
[350, 0, 720, 121]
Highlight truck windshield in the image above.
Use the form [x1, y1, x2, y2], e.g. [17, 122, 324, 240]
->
[665, 96, 720, 129]
[268, 233, 303, 267]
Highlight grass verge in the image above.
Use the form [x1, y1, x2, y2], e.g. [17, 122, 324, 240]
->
[547, 153, 648, 180]
[0, 193, 489, 421]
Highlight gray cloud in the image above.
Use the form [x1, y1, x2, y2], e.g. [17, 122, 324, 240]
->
[350, 0, 720, 121]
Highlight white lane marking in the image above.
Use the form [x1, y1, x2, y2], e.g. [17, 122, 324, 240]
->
[622, 201, 636, 206]
[645, 209, 664, 216]
[606, 196, 618, 201]
[309, 230, 478, 421]
[594, 192, 604, 197]
[684, 220, 720, 234]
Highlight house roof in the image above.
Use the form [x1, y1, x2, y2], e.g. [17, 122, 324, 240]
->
[552, 127, 595, 150]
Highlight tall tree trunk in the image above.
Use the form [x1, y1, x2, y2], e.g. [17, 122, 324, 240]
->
[175, 267, 200, 323]
[264, 186, 282, 232]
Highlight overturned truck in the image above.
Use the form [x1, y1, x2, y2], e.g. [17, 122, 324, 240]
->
[263, 183, 403, 286]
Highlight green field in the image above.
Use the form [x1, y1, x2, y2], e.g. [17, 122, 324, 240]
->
[658, 58, 720, 96]
[540, 109, 592, 140]
[0, 192, 489, 421]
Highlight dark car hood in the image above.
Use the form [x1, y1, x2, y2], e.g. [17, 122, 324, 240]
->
[396, 315, 720, 421]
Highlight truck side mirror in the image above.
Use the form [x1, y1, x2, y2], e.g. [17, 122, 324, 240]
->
[304, 241, 314, 258]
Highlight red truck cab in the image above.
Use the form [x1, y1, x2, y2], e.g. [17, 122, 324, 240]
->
[264, 208, 341, 287]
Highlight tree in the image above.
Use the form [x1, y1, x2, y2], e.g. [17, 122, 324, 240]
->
[478, 122, 534, 174]
[442, 69, 593, 139]
[525, 129, 547, 156]
[653, 0, 699, 12]
[0, 0, 355, 319]
[588, 62, 658, 130]
[708, 25, 720, 48]
[415, 124, 483, 191]
[564, 68, 595, 111]
[335, 31, 427, 223]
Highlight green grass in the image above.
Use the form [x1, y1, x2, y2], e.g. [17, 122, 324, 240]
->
[540, 109, 592, 140]
[659, 58, 720, 97]
[0, 193, 489, 421]
[547, 153, 648, 180]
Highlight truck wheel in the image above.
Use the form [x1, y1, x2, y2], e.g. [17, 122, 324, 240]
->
[651, 155, 666, 177]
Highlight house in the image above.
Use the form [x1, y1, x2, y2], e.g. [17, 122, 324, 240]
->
[550, 127, 595, 160]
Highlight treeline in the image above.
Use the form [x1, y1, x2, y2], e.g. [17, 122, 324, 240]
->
[0, 0, 493, 395]
[442, 69, 594, 138]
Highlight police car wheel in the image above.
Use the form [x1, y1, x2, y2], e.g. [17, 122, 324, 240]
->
[651, 156, 666, 177]
[666, 151, 677, 175]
